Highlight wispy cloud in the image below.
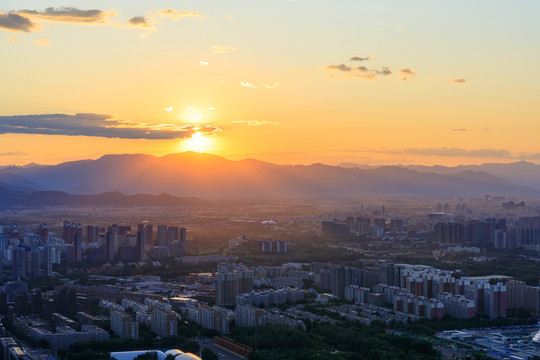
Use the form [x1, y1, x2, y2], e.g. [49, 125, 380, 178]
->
[402, 147, 510, 158]
[200, 61, 209, 66]
[450, 128, 467, 132]
[449, 78, 467, 84]
[350, 55, 373, 62]
[398, 68, 417, 81]
[340, 147, 513, 159]
[0, 7, 205, 34]
[33, 38, 50, 46]
[157, 9, 205, 21]
[0, 151, 29, 156]
[241, 81, 258, 89]
[225, 14, 234, 21]
[326, 63, 392, 80]
[233, 120, 279, 126]
[263, 82, 281, 89]
[5, 37, 18, 43]
[18, 7, 115, 23]
[0, 113, 221, 140]
[212, 45, 235, 54]
[326, 64, 352, 72]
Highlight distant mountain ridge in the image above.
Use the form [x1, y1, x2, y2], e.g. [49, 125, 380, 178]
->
[0, 152, 537, 200]
[0, 186, 205, 207]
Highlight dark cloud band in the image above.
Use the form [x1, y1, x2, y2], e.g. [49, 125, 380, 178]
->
[0, 113, 221, 140]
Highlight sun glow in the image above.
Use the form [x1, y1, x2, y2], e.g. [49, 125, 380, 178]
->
[182, 131, 212, 152]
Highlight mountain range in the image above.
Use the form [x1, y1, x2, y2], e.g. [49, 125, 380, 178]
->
[0, 152, 538, 204]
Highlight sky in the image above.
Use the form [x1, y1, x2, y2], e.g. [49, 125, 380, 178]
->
[1, 0, 540, 167]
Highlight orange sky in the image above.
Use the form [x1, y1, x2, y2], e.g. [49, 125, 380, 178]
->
[1, 1, 540, 166]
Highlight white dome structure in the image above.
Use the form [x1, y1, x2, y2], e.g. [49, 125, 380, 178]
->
[111, 350, 167, 360]
[175, 354, 201, 360]
[110, 349, 201, 360]
[165, 349, 184, 357]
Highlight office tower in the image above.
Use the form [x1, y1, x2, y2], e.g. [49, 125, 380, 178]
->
[110, 310, 139, 339]
[38, 224, 48, 241]
[236, 269, 254, 295]
[12, 246, 26, 278]
[179, 227, 186, 255]
[74, 233, 82, 262]
[145, 225, 154, 245]
[136, 230, 146, 262]
[434, 222, 464, 244]
[86, 225, 98, 243]
[330, 265, 349, 298]
[215, 272, 237, 306]
[167, 226, 179, 246]
[106, 230, 117, 262]
[0, 292, 7, 315]
[63, 221, 82, 244]
[44, 245, 55, 276]
[322, 220, 351, 237]
[14, 292, 28, 316]
[157, 225, 167, 246]
[31, 247, 43, 277]
[151, 308, 177, 337]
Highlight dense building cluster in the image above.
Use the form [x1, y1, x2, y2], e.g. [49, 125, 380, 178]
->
[0, 222, 187, 279]
[322, 208, 540, 251]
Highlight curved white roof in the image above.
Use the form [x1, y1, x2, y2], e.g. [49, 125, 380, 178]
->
[111, 350, 167, 360]
[110, 350, 200, 360]
[176, 354, 201, 360]
[165, 349, 184, 356]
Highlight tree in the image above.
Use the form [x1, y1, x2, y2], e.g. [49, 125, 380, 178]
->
[201, 348, 219, 360]
[181, 340, 200, 354]
[134, 352, 158, 360]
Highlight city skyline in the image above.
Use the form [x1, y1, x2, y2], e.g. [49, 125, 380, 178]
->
[1, 1, 540, 166]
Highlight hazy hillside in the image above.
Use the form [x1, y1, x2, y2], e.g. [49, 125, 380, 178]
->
[402, 161, 540, 190]
[0, 152, 536, 199]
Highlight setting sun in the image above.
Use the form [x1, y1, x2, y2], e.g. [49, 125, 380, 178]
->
[182, 131, 211, 152]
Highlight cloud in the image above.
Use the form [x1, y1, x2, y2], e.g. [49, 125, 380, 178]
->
[0, 12, 37, 32]
[326, 64, 392, 80]
[0, 7, 115, 33]
[19, 7, 114, 23]
[212, 45, 235, 54]
[263, 82, 281, 89]
[225, 14, 234, 21]
[449, 78, 467, 84]
[339, 147, 513, 159]
[241, 81, 258, 89]
[157, 9, 205, 21]
[233, 120, 279, 126]
[350, 55, 373, 62]
[200, 61, 209, 66]
[127, 16, 153, 29]
[402, 147, 511, 158]
[326, 64, 352, 72]
[0, 113, 221, 140]
[33, 38, 50, 46]
[374, 67, 392, 76]
[5, 37, 18, 43]
[164, 106, 173, 112]
[0, 151, 29, 156]
[450, 128, 467, 132]
[398, 67, 417, 80]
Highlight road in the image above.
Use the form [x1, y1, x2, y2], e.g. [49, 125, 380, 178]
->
[195, 338, 246, 360]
